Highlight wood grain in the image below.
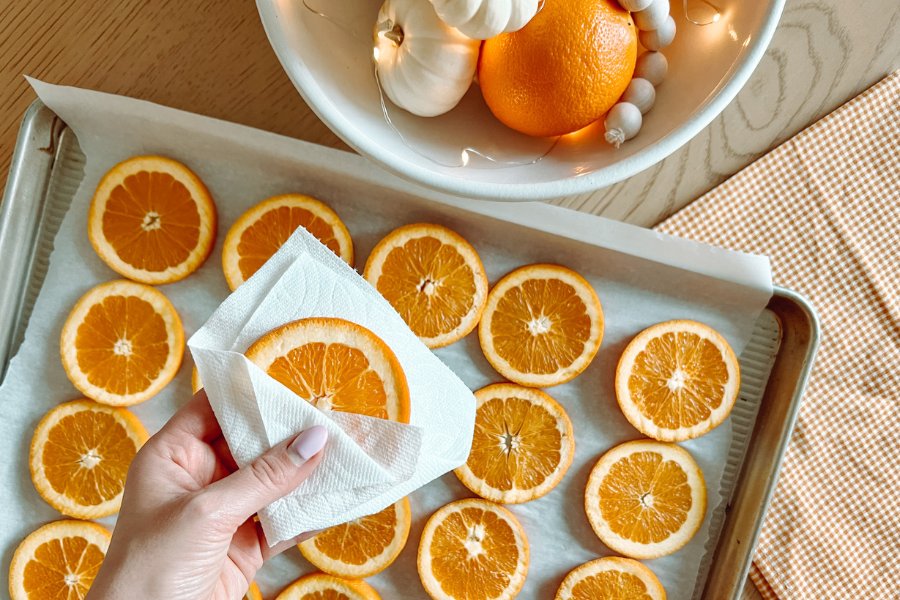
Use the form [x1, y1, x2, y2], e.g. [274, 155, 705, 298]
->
[551, 0, 900, 226]
[1, 1, 899, 599]
[3, 0, 899, 228]
[0, 0, 349, 190]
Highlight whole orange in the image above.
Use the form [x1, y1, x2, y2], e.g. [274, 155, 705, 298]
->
[478, 0, 637, 138]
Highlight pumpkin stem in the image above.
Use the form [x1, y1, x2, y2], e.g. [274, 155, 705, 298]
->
[376, 18, 404, 46]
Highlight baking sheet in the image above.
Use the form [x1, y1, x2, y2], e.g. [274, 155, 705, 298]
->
[0, 79, 772, 600]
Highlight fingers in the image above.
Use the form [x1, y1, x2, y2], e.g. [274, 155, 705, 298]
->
[156, 389, 223, 443]
[256, 523, 325, 562]
[212, 435, 239, 473]
[227, 519, 324, 582]
[201, 425, 328, 529]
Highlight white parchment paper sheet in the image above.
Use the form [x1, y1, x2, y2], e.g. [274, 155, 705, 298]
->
[0, 79, 772, 600]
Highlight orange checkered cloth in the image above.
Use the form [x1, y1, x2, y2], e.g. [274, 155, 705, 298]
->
[655, 70, 900, 600]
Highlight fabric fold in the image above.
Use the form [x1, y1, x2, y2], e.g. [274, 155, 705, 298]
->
[656, 69, 900, 600]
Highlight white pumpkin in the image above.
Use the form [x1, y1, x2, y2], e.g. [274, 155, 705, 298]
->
[374, 0, 481, 117]
[429, 0, 539, 39]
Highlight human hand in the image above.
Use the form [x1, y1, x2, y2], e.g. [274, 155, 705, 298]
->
[86, 390, 328, 600]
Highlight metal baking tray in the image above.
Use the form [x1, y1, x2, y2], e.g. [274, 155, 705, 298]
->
[0, 100, 819, 600]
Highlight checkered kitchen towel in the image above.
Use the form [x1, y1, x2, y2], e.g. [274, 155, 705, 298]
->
[656, 70, 900, 600]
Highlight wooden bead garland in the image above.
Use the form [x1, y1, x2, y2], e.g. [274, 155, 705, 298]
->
[605, 0, 674, 147]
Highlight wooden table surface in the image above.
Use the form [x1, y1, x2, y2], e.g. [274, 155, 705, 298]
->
[2, 0, 899, 598]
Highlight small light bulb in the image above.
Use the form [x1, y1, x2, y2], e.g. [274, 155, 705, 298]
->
[461, 149, 470, 166]
[682, 0, 722, 26]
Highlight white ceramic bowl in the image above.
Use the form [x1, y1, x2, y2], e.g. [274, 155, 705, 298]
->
[257, 0, 783, 201]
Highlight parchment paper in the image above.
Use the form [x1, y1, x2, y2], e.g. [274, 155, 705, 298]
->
[0, 79, 773, 600]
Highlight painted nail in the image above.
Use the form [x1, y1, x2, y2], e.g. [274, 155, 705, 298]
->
[291, 425, 328, 462]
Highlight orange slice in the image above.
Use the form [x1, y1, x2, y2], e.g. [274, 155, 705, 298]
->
[275, 573, 381, 600]
[223, 194, 354, 291]
[478, 264, 603, 387]
[246, 582, 263, 600]
[191, 365, 203, 394]
[363, 224, 488, 349]
[554, 557, 666, 600]
[616, 320, 740, 442]
[455, 383, 574, 504]
[299, 497, 411, 578]
[30, 399, 149, 519]
[584, 440, 707, 559]
[418, 498, 529, 600]
[60, 280, 184, 406]
[88, 155, 217, 284]
[246, 318, 410, 423]
[9, 520, 111, 600]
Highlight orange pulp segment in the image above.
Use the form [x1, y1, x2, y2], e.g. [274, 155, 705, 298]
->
[30, 399, 149, 519]
[299, 498, 411, 578]
[554, 556, 666, 600]
[584, 439, 707, 559]
[222, 194, 353, 291]
[418, 498, 529, 600]
[616, 320, 740, 441]
[455, 383, 574, 504]
[275, 573, 382, 600]
[245, 318, 410, 423]
[479, 264, 603, 387]
[191, 365, 203, 394]
[60, 280, 184, 406]
[88, 155, 217, 284]
[246, 582, 263, 600]
[9, 520, 111, 600]
[363, 223, 488, 349]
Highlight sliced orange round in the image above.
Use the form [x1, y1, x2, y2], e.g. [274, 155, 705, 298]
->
[60, 280, 184, 406]
[555, 557, 666, 600]
[223, 194, 354, 291]
[299, 497, 411, 578]
[616, 320, 740, 442]
[246, 318, 410, 423]
[455, 383, 574, 504]
[30, 399, 149, 519]
[584, 439, 707, 559]
[363, 223, 488, 349]
[9, 520, 111, 600]
[418, 498, 529, 600]
[275, 573, 381, 600]
[479, 264, 603, 387]
[88, 155, 217, 284]
[246, 582, 263, 600]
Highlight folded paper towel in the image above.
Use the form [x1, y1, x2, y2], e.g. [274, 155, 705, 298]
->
[188, 226, 476, 544]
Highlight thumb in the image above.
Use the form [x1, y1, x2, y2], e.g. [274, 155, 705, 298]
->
[203, 425, 328, 528]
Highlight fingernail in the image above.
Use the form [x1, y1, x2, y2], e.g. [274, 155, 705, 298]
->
[291, 425, 328, 462]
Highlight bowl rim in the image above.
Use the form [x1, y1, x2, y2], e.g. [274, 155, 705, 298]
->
[257, 0, 785, 201]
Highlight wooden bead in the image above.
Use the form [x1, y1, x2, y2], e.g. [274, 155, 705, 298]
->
[604, 102, 643, 147]
[621, 78, 656, 114]
[639, 15, 676, 50]
[618, 0, 653, 10]
[633, 0, 669, 31]
[634, 51, 668, 86]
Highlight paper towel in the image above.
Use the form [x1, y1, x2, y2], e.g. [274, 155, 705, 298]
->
[189, 224, 476, 544]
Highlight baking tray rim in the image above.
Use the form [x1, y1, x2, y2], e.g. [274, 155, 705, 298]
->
[0, 99, 820, 600]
